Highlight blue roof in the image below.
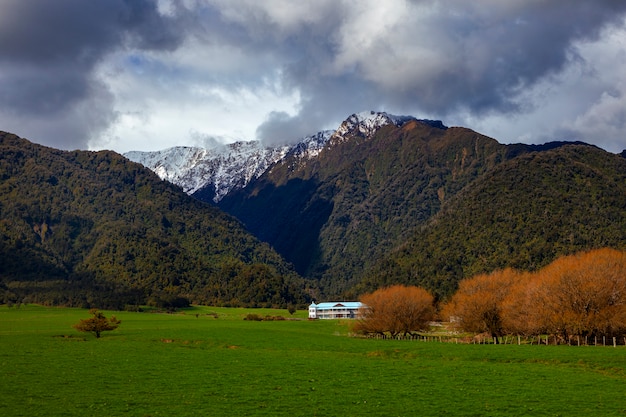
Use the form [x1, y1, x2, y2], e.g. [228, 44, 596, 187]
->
[311, 302, 363, 310]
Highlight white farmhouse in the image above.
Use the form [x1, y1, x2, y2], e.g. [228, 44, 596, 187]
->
[308, 302, 364, 319]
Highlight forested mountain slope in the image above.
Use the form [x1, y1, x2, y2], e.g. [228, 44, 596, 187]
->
[358, 144, 626, 299]
[0, 132, 308, 309]
[219, 119, 512, 294]
[219, 120, 626, 299]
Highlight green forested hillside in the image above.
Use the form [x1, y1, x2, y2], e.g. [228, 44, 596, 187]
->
[0, 132, 309, 309]
[219, 122, 626, 299]
[358, 144, 626, 299]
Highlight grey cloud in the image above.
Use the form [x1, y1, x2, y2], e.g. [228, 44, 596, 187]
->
[0, 0, 184, 64]
[0, 64, 95, 116]
[560, 84, 626, 153]
[0, 78, 116, 150]
[249, 1, 626, 146]
[189, 130, 228, 150]
[347, 1, 626, 114]
[256, 111, 298, 146]
[0, 0, 186, 149]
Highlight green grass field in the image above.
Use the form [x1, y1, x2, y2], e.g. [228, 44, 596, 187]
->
[1, 305, 625, 416]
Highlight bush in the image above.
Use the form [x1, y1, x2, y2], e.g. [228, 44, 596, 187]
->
[444, 249, 626, 342]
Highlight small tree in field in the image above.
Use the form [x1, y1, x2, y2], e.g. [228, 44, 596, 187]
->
[73, 309, 121, 338]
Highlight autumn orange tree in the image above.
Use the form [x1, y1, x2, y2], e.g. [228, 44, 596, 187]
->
[447, 248, 626, 343]
[499, 273, 544, 337]
[73, 309, 121, 338]
[442, 268, 522, 341]
[511, 248, 626, 341]
[353, 285, 435, 337]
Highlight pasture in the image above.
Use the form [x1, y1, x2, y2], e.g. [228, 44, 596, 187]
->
[1, 305, 625, 416]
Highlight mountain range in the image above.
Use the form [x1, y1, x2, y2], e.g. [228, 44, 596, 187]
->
[127, 112, 626, 299]
[2, 111, 625, 309]
[124, 112, 441, 202]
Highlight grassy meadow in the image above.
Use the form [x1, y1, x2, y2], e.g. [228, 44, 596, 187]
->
[1, 305, 625, 416]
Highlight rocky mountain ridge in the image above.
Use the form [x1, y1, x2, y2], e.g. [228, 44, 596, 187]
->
[124, 111, 440, 202]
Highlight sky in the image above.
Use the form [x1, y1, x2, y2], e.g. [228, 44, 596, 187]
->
[1, 0, 625, 154]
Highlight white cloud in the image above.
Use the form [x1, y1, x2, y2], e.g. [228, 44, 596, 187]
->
[93, 49, 300, 152]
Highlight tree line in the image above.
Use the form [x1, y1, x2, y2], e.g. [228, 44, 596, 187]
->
[354, 248, 626, 344]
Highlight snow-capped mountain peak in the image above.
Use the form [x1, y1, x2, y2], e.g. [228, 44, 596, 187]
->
[125, 146, 208, 189]
[287, 130, 334, 159]
[330, 111, 419, 144]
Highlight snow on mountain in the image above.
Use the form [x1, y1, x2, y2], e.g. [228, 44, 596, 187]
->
[125, 146, 209, 194]
[330, 111, 446, 145]
[124, 112, 443, 202]
[332, 111, 414, 142]
[125, 141, 291, 202]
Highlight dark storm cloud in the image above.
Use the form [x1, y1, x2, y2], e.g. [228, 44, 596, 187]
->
[251, 0, 626, 147]
[0, 0, 185, 149]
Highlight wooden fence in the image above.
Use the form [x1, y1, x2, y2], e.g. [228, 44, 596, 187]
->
[363, 333, 626, 346]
